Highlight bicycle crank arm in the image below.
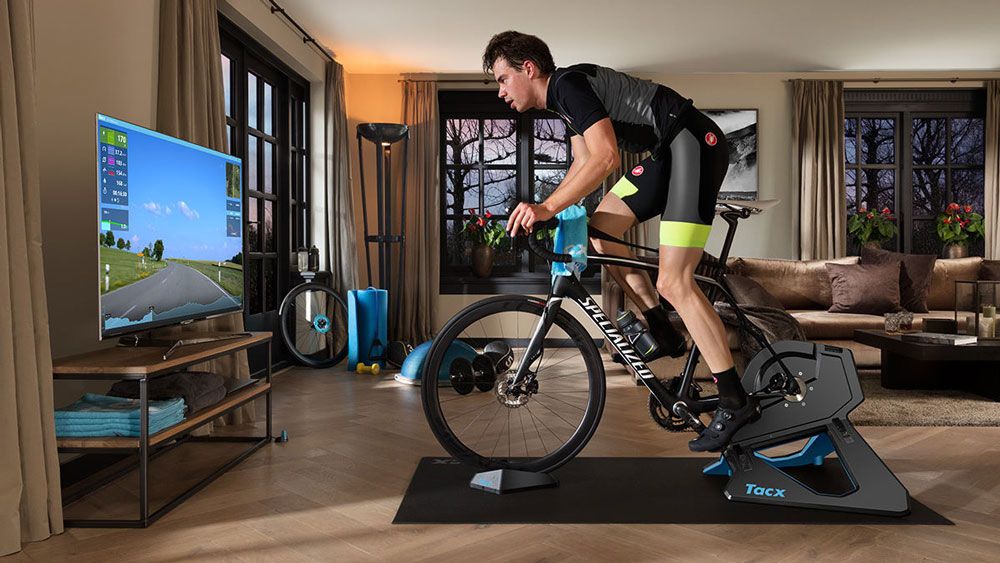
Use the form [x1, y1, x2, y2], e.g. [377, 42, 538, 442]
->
[672, 402, 706, 433]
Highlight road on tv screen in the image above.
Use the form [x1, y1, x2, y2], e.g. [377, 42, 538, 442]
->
[102, 261, 241, 323]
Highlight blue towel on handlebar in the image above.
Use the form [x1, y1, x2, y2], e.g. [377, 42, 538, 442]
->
[550, 205, 588, 279]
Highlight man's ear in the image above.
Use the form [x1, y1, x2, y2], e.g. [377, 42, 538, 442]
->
[523, 59, 537, 78]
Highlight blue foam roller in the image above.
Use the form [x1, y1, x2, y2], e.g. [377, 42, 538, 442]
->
[348, 287, 388, 369]
[398, 340, 477, 383]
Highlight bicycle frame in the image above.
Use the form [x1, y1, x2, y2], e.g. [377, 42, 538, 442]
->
[511, 206, 794, 419]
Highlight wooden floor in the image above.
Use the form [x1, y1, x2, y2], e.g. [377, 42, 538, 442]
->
[15, 355, 1000, 562]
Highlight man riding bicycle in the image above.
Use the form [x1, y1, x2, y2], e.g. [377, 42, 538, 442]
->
[484, 30, 756, 452]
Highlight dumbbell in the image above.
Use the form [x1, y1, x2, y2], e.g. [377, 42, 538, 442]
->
[475, 340, 514, 392]
[449, 357, 475, 394]
[449, 341, 515, 394]
[357, 362, 381, 375]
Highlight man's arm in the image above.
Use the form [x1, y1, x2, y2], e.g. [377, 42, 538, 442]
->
[558, 134, 590, 189]
[506, 118, 619, 236]
[540, 118, 619, 215]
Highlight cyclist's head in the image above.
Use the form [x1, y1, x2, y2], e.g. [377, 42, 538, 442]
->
[483, 31, 554, 113]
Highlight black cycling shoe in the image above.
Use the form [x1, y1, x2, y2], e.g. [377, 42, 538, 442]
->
[688, 398, 760, 452]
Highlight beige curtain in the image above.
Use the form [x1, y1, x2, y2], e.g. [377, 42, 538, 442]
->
[323, 60, 359, 295]
[985, 80, 999, 260]
[155, 0, 252, 422]
[0, 0, 64, 555]
[397, 80, 440, 343]
[793, 80, 846, 260]
[600, 151, 653, 353]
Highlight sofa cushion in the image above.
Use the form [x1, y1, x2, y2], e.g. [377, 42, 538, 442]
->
[723, 274, 785, 310]
[926, 257, 982, 310]
[980, 260, 1000, 281]
[729, 256, 859, 309]
[825, 261, 902, 314]
[859, 246, 936, 313]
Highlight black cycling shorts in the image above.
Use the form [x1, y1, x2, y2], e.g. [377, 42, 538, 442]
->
[608, 108, 729, 248]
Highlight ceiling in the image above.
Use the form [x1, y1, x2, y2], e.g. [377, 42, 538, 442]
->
[278, 0, 1000, 75]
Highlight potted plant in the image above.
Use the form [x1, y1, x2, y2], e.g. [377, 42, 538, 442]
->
[848, 204, 898, 250]
[936, 202, 984, 258]
[462, 210, 508, 277]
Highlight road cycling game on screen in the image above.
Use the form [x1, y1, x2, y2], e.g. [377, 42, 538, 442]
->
[97, 114, 244, 338]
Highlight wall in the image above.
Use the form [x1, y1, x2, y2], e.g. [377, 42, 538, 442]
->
[343, 70, 1000, 334]
[34, 0, 329, 407]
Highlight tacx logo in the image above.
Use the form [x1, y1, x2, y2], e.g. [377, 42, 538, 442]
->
[745, 483, 786, 498]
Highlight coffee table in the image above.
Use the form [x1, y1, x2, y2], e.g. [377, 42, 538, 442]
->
[854, 329, 1000, 401]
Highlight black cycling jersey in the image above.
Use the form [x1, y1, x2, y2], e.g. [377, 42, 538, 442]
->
[545, 63, 694, 154]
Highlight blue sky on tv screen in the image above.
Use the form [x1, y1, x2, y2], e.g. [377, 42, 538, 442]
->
[98, 116, 241, 262]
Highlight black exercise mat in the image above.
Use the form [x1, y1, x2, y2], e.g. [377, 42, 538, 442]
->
[393, 457, 951, 525]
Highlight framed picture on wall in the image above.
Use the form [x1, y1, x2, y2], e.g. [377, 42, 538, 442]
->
[703, 109, 758, 201]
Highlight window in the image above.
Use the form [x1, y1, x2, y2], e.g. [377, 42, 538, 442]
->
[220, 16, 310, 373]
[439, 91, 602, 294]
[844, 89, 985, 256]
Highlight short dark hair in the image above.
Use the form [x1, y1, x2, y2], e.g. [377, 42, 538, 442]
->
[482, 31, 556, 76]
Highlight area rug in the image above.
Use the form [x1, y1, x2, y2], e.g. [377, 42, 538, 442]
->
[850, 370, 1000, 427]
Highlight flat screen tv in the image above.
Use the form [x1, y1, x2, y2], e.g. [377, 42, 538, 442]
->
[97, 113, 244, 339]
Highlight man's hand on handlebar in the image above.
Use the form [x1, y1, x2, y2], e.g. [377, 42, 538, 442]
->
[506, 202, 555, 237]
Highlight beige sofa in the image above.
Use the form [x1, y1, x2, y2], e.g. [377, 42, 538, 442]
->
[645, 255, 987, 378]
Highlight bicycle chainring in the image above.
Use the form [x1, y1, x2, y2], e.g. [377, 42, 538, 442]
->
[647, 376, 701, 432]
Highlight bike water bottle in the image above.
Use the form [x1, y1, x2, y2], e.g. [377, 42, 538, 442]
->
[616, 309, 660, 360]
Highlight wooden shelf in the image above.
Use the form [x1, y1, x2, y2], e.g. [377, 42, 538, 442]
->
[53, 332, 272, 379]
[57, 381, 270, 450]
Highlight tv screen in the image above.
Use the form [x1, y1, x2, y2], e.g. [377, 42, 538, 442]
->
[97, 114, 244, 338]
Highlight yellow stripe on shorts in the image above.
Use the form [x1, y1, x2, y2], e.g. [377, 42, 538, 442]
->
[609, 176, 638, 199]
[660, 221, 712, 248]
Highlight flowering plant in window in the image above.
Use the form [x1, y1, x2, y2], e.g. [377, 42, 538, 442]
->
[847, 204, 898, 245]
[935, 202, 984, 244]
[462, 210, 508, 248]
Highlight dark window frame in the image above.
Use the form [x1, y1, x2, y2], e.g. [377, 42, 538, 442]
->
[439, 90, 602, 294]
[844, 88, 986, 256]
[220, 15, 310, 372]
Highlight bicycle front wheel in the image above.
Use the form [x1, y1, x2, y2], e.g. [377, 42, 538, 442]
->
[422, 295, 606, 474]
[278, 282, 348, 368]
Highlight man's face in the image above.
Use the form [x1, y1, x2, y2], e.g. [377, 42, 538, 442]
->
[493, 58, 532, 112]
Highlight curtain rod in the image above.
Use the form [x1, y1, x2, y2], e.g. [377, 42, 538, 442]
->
[267, 0, 334, 63]
[788, 77, 996, 84]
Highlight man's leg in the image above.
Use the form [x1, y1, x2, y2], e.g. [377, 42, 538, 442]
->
[656, 244, 757, 452]
[655, 245, 732, 373]
[590, 194, 687, 359]
[589, 193, 659, 310]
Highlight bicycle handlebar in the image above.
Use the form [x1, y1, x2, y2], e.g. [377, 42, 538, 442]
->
[523, 218, 574, 264]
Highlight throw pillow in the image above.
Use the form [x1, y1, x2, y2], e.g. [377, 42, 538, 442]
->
[723, 274, 785, 310]
[825, 261, 902, 314]
[859, 245, 936, 313]
[980, 260, 1000, 281]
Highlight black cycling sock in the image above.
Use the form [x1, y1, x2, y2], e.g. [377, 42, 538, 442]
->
[641, 305, 684, 347]
[713, 366, 747, 409]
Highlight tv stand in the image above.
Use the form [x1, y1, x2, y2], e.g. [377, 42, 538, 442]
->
[118, 331, 253, 360]
[54, 332, 272, 528]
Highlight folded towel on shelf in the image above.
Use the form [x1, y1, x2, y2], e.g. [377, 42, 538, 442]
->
[108, 371, 226, 413]
[55, 394, 185, 421]
[55, 411, 185, 437]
